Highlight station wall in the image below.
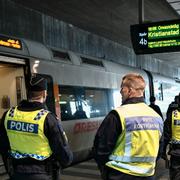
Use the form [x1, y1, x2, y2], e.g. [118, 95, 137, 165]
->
[0, 0, 179, 78]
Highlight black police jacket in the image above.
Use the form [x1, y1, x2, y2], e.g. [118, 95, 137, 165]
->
[0, 100, 73, 174]
[93, 97, 163, 171]
[163, 105, 180, 156]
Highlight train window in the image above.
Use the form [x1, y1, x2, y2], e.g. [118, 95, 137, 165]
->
[81, 57, 104, 67]
[51, 49, 70, 61]
[59, 86, 110, 120]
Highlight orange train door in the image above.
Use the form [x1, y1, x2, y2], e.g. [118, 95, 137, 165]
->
[53, 83, 61, 120]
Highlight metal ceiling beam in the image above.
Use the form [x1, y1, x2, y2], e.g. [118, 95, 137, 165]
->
[138, 0, 144, 24]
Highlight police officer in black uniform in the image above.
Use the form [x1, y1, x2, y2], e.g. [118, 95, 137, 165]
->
[149, 96, 163, 119]
[0, 74, 73, 180]
[166, 95, 179, 119]
[162, 93, 180, 180]
[93, 73, 163, 180]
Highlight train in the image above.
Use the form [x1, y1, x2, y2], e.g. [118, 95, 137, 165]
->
[0, 34, 180, 164]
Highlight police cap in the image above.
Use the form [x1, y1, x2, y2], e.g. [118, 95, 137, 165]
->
[29, 75, 47, 91]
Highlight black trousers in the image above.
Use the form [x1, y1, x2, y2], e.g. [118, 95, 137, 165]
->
[10, 173, 53, 180]
[170, 155, 180, 180]
[9, 160, 61, 180]
[104, 167, 155, 180]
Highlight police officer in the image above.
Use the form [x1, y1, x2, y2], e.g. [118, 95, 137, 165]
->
[149, 96, 163, 119]
[162, 93, 180, 180]
[93, 73, 163, 180]
[166, 95, 179, 120]
[0, 74, 73, 180]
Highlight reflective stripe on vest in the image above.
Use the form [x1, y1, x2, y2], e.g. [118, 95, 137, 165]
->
[109, 161, 154, 175]
[171, 110, 180, 144]
[106, 103, 163, 176]
[109, 155, 156, 162]
[10, 151, 47, 160]
[5, 107, 52, 160]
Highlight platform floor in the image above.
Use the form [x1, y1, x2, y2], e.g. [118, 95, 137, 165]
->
[0, 156, 169, 180]
[61, 159, 169, 180]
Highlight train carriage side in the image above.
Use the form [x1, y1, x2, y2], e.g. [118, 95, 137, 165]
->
[30, 48, 151, 163]
[0, 36, 152, 164]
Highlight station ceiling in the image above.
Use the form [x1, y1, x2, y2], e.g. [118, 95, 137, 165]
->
[11, 0, 180, 68]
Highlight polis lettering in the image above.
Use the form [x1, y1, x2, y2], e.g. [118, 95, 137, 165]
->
[7, 120, 38, 134]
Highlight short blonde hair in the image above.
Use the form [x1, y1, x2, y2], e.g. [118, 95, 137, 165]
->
[122, 73, 146, 91]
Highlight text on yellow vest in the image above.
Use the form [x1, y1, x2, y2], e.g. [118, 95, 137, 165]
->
[106, 103, 163, 176]
[5, 107, 52, 160]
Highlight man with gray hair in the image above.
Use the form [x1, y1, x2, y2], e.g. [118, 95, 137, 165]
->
[93, 73, 163, 180]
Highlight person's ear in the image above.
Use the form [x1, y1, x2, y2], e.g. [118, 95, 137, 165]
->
[128, 87, 133, 94]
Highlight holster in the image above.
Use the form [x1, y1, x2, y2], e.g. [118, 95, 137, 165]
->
[7, 156, 14, 177]
[46, 160, 61, 180]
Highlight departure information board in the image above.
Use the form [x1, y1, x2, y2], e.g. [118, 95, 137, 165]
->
[130, 19, 180, 54]
[0, 35, 22, 50]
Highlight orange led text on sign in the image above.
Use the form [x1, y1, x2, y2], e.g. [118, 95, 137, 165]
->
[0, 38, 21, 49]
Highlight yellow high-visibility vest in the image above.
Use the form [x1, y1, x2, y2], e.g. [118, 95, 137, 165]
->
[5, 106, 52, 160]
[106, 103, 163, 176]
[172, 110, 180, 143]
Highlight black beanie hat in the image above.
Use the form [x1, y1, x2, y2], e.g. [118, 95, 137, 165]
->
[29, 74, 47, 91]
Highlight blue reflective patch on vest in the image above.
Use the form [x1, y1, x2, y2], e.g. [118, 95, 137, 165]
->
[10, 151, 47, 160]
[7, 120, 38, 134]
[126, 116, 161, 131]
[174, 120, 180, 126]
